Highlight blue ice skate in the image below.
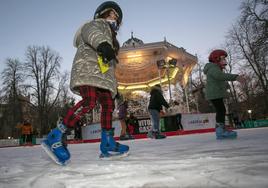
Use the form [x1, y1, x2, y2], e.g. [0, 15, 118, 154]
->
[41, 124, 71, 165]
[99, 128, 129, 158]
[216, 123, 237, 140]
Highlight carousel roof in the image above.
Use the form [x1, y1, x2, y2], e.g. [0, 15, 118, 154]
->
[116, 37, 197, 92]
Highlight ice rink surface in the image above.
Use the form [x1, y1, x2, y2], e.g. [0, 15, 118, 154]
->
[1, 128, 268, 188]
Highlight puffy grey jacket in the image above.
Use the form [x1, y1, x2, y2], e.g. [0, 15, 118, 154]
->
[71, 18, 118, 98]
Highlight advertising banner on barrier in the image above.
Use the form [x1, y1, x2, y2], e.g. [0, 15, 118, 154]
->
[81, 113, 216, 140]
[136, 115, 178, 133]
[0, 139, 20, 147]
[181, 113, 216, 131]
[82, 120, 121, 140]
[137, 118, 152, 133]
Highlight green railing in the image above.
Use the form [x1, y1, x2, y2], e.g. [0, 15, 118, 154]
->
[241, 119, 268, 128]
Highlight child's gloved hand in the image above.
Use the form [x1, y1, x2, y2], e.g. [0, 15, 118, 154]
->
[97, 42, 116, 62]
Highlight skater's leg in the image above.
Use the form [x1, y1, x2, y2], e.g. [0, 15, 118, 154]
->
[148, 109, 166, 139]
[151, 109, 160, 132]
[211, 98, 226, 124]
[63, 86, 97, 127]
[177, 114, 183, 130]
[42, 86, 97, 164]
[98, 89, 114, 130]
[147, 111, 154, 138]
[62, 86, 97, 144]
[98, 89, 129, 157]
[119, 119, 129, 140]
[148, 109, 161, 137]
[211, 98, 237, 139]
[22, 134, 27, 144]
[148, 109, 159, 138]
[126, 123, 135, 139]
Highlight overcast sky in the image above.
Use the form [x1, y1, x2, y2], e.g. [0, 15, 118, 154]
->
[0, 0, 243, 74]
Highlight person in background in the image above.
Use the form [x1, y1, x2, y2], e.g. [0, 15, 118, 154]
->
[169, 100, 183, 130]
[148, 84, 170, 139]
[203, 49, 244, 139]
[41, 1, 128, 165]
[17, 120, 33, 144]
[232, 110, 242, 129]
[74, 120, 83, 140]
[126, 113, 139, 135]
[118, 99, 130, 140]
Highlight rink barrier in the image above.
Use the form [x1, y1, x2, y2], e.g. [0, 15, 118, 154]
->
[1, 119, 267, 148]
[0, 138, 43, 148]
[0, 128, 216, 147]
[80, 128, 216, 144]
[0, 139, 20, 147]
[81, 113, 217, 141]
[240, 119, 268, 129]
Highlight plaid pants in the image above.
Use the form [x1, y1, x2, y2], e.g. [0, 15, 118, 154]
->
[63, 86, 114, 130]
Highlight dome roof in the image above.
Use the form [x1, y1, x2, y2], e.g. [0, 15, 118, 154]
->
[122, 32, 144, 47]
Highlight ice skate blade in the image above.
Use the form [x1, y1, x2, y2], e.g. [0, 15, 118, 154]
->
[147, 136, 166, 139]
[41, 142, 69, 166]
[99, 151, 129, 160]
[216, 136, 237, 140]
[155, 136, 166, 139]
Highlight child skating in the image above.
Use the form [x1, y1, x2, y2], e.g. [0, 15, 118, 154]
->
[204, 49, 244, 139]
[41, 1, 128, 165]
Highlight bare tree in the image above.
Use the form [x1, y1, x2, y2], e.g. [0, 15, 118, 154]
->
[0, 58, 25, 138]
[223, 46, 241, 105]
[57, 71, 75, 115]
[227, 0, 268, 115]
[47, 71, 76, 130]
[24, 45, 67, 135]
[190, 59, 214, 113]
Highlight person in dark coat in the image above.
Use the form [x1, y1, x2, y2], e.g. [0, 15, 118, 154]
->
[148, 84, 169, 139]
[74, 120, 82, 140]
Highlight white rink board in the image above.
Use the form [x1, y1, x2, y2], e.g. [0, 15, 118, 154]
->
[181, 113, 216, 131]
[82, 120, 121, 140]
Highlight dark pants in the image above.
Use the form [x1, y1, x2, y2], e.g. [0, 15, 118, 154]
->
[176, 114, 183, 130]
[210, 98, 226, 124]
[22, 134, 32, 143]
[74, 128, 82, 140]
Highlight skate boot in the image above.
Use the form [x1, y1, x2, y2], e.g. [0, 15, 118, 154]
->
[120, 134, 134, 140]
[153, 131, 166, 139]
[100, 128, 129, 158]
[216, 123, 237, 140]
[147, 130, 166, 139]
[41, 123, 71, 165]
[127, 133, 135, 140]
[119, 134, 129, 140]
[147, 131, 154, 138]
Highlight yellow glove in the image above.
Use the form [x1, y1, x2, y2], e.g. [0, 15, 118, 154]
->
[97, 55, 109, 74]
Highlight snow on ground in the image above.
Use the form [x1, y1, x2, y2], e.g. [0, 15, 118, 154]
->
[0, 128, 268, 188]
